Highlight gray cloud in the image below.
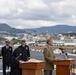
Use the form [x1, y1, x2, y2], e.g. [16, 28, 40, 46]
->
[0, 0, 76, 28]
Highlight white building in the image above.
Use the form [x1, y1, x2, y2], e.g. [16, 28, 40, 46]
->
[33, 35, 46, 41]
[53, 40, 64, 46]
[22, 34, 33, 41]
[4, 36, 18, 40]
[64, 39, 76, 46]
[53, 39, 76, 46]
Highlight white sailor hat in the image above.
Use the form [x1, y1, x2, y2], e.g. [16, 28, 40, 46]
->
[5, 40, 10, 43]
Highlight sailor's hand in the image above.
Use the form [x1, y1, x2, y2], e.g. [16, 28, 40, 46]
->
[19, 60, 24, 63]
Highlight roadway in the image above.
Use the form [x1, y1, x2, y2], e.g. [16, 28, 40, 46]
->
[0, 50, 76, 75]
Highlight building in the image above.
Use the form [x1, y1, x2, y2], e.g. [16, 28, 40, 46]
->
[53, 39, 76, 46]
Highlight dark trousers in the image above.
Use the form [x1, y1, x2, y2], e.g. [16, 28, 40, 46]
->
[44, 70, 53, 75]
[3, 62, 10, 75]
[10, 68, 22, 75]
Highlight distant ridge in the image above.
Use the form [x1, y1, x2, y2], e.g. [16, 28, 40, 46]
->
[0, 23, 25, 33]
[24, 25, 76, 34]
[0, 23, 76, 34]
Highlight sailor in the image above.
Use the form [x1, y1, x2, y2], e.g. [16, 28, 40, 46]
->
[10, 39, 30, 75]
[1, 40, 13, 75]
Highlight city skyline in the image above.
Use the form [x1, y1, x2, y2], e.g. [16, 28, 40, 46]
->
[0, 0, 76, 29]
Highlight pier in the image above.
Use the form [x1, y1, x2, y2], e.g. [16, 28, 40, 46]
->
[29, 45, 76, 51]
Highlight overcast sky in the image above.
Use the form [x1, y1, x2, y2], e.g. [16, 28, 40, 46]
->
[0, 0, 76, 29]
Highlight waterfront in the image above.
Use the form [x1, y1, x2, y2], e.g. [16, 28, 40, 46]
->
[0, 50, 76, 75]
